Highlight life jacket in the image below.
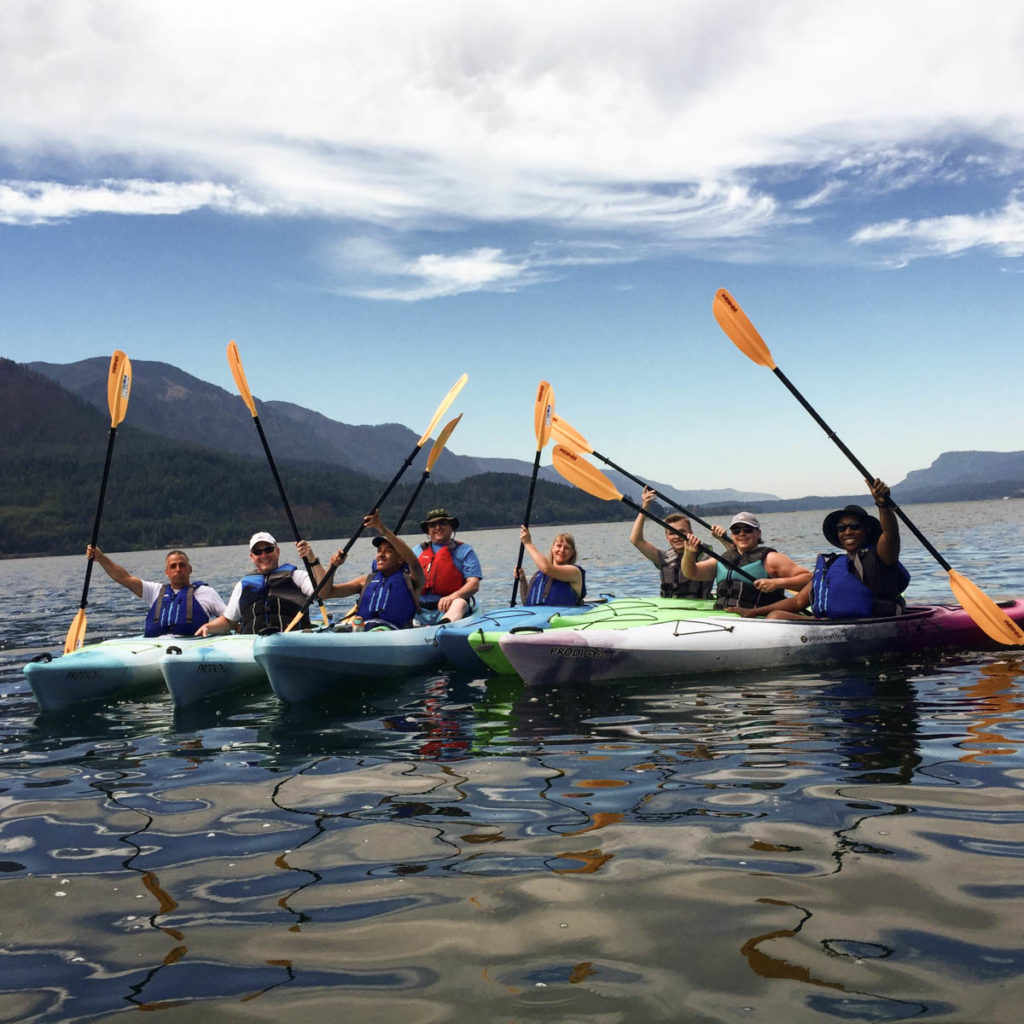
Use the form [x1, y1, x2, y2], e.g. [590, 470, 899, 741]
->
[660, 549, 713, 600]
[811, 548, 911, 618]
[144, 582, 211, 637]
[418, 540, 465, 600]
[714, 546, 784, 610]
[525, 567, 587, 607]
[238, 564, 310, 634]
[357, 567, 418, 628]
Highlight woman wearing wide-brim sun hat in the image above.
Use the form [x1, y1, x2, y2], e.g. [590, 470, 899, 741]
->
[736, 478, 911, 621]
[411, 508, 482, 624]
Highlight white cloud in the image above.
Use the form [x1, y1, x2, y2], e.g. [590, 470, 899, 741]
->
[3, 0, 1024, 292]
[852, 191, 1024, 259]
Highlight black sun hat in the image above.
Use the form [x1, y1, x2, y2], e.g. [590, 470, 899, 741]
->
[822, 504, 882, 547]
[420, 508, 460, 532]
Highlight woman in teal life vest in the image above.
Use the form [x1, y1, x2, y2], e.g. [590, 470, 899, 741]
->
[736, 478, 909, 620]
[515, 526, 586, 606]
[680, 512, 811, 611]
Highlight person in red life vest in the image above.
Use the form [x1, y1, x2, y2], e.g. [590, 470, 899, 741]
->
[86, 545, 226, 637]
[318, 510, 425, 630]
[514, 526, 586, 606]
[411, 508, 482, 623]
[735, 478, 909, 620]
[197, 532, 320, 636]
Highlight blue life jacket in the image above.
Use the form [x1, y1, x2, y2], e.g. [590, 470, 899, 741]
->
[714, 546, 784, 610]
[239, 564, 310, 634]
[525, 567, 586, 607]
[144, 582, 211, 637]
[811, 549, 911, 618]
[358, 568, 418, 628]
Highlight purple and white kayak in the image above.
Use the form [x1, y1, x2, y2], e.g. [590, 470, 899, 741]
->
[498, 601, 1024, 686]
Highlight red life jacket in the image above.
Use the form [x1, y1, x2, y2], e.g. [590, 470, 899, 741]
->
[418, 540, 465, 597]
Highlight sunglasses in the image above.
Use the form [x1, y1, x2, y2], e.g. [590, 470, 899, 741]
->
[730, 524, 756, 535]
[251, 545, 275, 556]
[427, 520, 451, 528]
[836, 522, 864, 533]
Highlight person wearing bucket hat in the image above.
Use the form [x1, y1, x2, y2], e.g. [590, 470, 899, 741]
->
[319, 509, 425, 630]
[680, 510, 811, 611]
[736, 478, 910, 620]
[412, 508, 482, 623]
[198, 531, 321, 636]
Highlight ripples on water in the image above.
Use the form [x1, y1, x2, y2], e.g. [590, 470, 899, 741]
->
[1, 503, 1023, 1022]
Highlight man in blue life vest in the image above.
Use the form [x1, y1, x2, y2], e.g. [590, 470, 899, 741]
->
[86, 545, 227, 637]
[411, 508, 482, 623]
[319, 510, 425, 629]
[735, 478, 909, 620]
[197, 532, 319, 636]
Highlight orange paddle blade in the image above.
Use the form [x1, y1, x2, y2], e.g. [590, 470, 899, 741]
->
[533, 381, 554, 449]
[106, 351, 132, 427]
[64, 608, 87, 654]
[426, 414, 462, 472]
[417, 373, 468, 446]
[227, 340, 258, 418]
[550, 414, 593, 454]
[552, 445, 622, 502]
[713, 289, 777, 370]
[948, 569, 1024, 646]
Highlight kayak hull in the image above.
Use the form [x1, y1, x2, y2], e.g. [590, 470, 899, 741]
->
[24, 636, 180, 711]
[159, 635, 265, 707]
[498, 601, 1024, 686]
[434, 603, 605, 673]
[466, 597, 720, 674]
[254, 625, 446, 704]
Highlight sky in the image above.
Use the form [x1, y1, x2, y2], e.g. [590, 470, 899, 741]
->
[1, 0, 1022, 500]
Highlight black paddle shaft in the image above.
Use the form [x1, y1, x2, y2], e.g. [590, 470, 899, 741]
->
[771, 366, 951, 571]
[78, 425, 119, 610]
[621, 495, 759, 583]
[510, 449, 544, 606]
[595, 448, 717, 533]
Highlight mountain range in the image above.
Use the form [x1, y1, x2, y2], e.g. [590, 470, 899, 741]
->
[3, 355, 1022, 557]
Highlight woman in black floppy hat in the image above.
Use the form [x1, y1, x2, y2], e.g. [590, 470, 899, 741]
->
[739, 478, 910, 620]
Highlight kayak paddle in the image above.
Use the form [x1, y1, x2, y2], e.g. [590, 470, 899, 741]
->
[393, 413, 463, 533]
[712, 288, 1024, 646]
[285, 373, 469, 631]
[551, 444, 759, 583]
[65, 350, 133, 654]
[228, 340, 329, 626]
[510, 381, 555, 606]
[551, 412, 721, 534]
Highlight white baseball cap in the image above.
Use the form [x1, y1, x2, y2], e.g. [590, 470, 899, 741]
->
[249, 532, 277, 550]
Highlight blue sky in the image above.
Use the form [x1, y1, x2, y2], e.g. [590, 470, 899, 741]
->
[2, 0, 1022, 499]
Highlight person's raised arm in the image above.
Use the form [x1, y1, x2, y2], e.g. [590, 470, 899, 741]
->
[87, 545, 144, 598]
[629, 487, 660, 566]
[868, 478, 901, 566]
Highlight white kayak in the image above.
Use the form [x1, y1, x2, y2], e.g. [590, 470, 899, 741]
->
[159, 634, 266, 707]
[24, 635, 193, 712]
[254, 624, 446, 704]
[498, 600, 1024, 686]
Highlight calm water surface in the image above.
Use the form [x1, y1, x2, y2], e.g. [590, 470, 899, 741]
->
[1, 501, 1023, 1022]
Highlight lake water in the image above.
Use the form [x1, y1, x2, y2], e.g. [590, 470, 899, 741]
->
[1, 501, 1023, 1022]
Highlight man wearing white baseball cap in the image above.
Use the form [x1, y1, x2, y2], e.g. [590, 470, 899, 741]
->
[197, 531, 325, 636]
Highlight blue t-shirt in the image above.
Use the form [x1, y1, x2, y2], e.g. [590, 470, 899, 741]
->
[413, 541, 483, 580]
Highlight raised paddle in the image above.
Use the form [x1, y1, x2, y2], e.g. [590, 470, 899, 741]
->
[551, 444, 760, 583]
[393, 414, 463, 533]
[285, 373, 469, 631]
[65, 350, 133, 653]
[227, 340, 329, 626]
[551, 413, 720, 534]
[510, 381, 555, 606]
[712, 288, 1024, 646]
